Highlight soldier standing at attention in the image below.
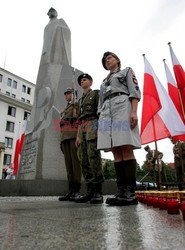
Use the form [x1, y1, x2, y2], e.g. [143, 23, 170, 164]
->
[75, 74, 104, 204]
[98, 52, 141, 206]
[144, 145, 164, 190]
[58, 88, 81, 201]
[171, 138, 185, 190]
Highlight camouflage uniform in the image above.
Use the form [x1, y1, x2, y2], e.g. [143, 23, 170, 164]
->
[77, 89, 104, 185]
[145, 148, 166, 189]
[173, 140, 185, 190]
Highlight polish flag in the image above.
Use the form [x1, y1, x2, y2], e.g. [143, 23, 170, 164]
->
[140, 56, 185, 145]
[163, 59, 185, 142]
[13, 122, 26, 175]
[168, 42, 185, 117]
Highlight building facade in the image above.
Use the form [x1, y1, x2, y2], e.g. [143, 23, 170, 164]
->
[0, 67, 35, 178]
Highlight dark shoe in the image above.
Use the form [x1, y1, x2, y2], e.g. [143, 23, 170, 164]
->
[90, 193, 103, 204]
[75, 192, 94, 203]
[58, 190, 73, 201]
[69, 192, 81, 201]
[106, 186, 138, 206]
[116, 186, 138, 206]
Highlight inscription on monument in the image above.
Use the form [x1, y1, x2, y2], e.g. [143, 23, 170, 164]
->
[19, 138, 38, 174]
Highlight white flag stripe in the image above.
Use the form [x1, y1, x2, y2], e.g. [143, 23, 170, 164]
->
[163, 60, 177, 87]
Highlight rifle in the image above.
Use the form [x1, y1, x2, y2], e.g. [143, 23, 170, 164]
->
[71, 68, 78, 118]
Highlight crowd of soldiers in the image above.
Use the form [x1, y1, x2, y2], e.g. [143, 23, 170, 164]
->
[58, 51, 185, 206]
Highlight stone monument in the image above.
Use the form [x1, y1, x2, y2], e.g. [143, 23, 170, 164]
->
[17, 8, 83, 180]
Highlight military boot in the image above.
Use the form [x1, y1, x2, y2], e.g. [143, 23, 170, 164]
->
[58, 182, 73, 201]
[90, 183, 103, 204]
[106, 161, 125, 205]
[69, 183, 81, 201]
[75, 183, 94, 203]
[115, 159, 138, 206]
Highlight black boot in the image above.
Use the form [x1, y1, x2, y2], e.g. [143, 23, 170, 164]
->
[69, 183, 81, 201]
[58, 182, 73, 201]
[75, 183, 94, 203]
[90, 183, 103, 204]
[106, 161, 125, 205]
[115, 159, 138, 206]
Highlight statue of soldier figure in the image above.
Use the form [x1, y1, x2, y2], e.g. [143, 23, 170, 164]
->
[144, 145, 166, 190]
[171, 138, 185, 190]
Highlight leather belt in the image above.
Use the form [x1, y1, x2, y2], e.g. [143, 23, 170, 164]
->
[79, 115, 98, 121]
[103, 92, 128, 102]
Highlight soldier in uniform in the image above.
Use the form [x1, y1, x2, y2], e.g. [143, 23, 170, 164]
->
[144, 145, 165, 190]
[98, 52, 141, 206]
[75, 73, 104, 204]
[58, 88, 81, 201]
[171, 138, 185, 190]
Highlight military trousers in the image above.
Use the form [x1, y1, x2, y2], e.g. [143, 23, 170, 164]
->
[62, 139, 81, 184]
[175, 159, 185, 186]
[78, 120, 104, 184]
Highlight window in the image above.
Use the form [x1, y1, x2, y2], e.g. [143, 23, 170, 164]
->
[7, 78, 12, 87]
[27, 87, 31, 95]
[24, 111, 31, 120]
[22, 85, 26, 93]
[6, 121, 15, 132]
[12, 94, 16, 98]
[3, 154, 11, 165]
[8, 106, 16, 117]
[0, 74, 3, 82]
[6, 91, 10, 96]
[5, 137, 13, 148]
[13, 80, 17, 89]
[26, 100, 30, 104]
[21, 97, 25, 102]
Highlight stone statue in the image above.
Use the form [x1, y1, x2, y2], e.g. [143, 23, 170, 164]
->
[41, 7, 71, 65]
[18, 8, 82, 180]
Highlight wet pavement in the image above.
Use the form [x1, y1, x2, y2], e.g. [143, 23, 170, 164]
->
[0, 196, 185, 250]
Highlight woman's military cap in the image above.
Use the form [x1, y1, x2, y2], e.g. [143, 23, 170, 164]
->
[102, 51, 121, 70]
[64, 87, 73, 95]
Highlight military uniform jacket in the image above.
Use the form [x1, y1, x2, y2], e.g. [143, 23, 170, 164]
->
[97, 67, 141, 150]
[77, 89, 99, 121]
[60, 102, 78, 142]
[146, 150, 163, 171]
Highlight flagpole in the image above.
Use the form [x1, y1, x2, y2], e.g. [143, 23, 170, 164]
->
[152, 117, 162, 191]
[168, 42, 185, 123]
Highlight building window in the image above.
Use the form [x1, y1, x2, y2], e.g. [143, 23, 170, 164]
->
[3, 154, 11, 165]
[6, 121, 15, 132]
[24, 111, 31, 120]
[0, 74, 3, 82]
[13, 80, 17, 89]
[7, 78, 12, 87]
[12, 94, 16, 98]
[26, 100, 30, 104]
[21, 97, 25, 102]
[5, 137, 13, 148]
[8, 106, 16, 117]
[6, 91, 10, 96]
[27, 87, 31, 95]
[22, 85, 26, 93]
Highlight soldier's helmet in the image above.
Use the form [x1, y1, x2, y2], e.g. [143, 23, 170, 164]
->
[64, 88, 73, 95]
[144, 145, 150, 151]
[102, 51, 121, 70]
[77, 73, 93, 86]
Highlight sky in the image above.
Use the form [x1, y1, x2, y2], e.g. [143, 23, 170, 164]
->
[0, 0, 185, 167]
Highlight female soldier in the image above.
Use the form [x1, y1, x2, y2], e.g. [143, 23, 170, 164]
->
[98, 52, 141, 205]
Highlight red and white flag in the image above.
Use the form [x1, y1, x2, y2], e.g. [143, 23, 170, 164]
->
[140, 56, 185, 145]
[13, 122, 26, 175]
[163, 59, 185, 142]
[168, 42, 185, 117]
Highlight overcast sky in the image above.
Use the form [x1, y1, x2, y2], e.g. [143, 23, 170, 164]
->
[1, 0, 185, 166]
